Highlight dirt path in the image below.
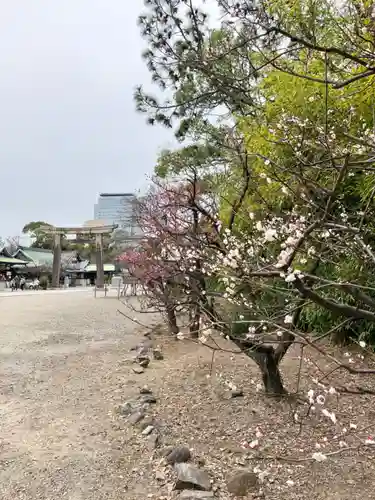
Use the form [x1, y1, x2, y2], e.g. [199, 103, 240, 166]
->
[0, 292, 159, 500]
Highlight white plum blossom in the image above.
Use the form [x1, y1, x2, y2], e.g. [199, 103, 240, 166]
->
[255, 428, 263, 439]
[264, 228, 277, 241]
[307, 389, 314, 404]
[322, 409, 337, 424]
[285, 273, 296, 283]
[284, 314, 293, 325]
[312, 452, 327, 462]
[359, 341, 366, 348]
[316, 395, 325, 405]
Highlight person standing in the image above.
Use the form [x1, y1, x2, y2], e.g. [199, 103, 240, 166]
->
[19, 276, 26, 291]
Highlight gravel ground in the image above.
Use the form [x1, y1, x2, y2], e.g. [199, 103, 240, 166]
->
[1, 292, 375, 500]
[140, 333, 375, 500]
[0, 292, 160, 500]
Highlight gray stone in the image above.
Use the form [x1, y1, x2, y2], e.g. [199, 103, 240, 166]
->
[140, 386, 152, 394]
[132, 366, 145, 374]
[174, 463, 211, 491]
[142, 425, 155, 436]
[179, 492, 214, 499]
[153, 348, 164, 360]
[166, 446, 191, 464]
[128, 411, 145, 425]
[227, 470, 259, 496]
[231, 389, 244, 398]
[116, 402, 133, 416]
[131, 341, 152, 353]
[140, 417, 154, 430]
[142, 394, 157, 404]
[155, 469, 165, 481]
[161, 446, 174, 457]
[149, 433, 160, 449]
[139, 358, 150, 368]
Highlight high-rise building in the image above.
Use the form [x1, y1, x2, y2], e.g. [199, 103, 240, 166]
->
[94, 193, 139, 236]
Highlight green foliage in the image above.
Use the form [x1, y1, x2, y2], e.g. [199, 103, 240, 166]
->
[138, 0, 375, 348]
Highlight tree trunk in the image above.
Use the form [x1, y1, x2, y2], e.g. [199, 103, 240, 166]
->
[255, 352, 286, 395]
[199, 296, 287, 395]
[189, 304, 200, 338]
[166, 303, 179, 335]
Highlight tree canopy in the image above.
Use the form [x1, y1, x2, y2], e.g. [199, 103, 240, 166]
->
[131, 0, 375, 395]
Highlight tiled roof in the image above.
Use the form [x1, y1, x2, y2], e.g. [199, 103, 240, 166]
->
[0, 256, 28, 265]
[12, 247, 76, 268]
[0, 247, 13, 257]
[13, 247, 53, 266]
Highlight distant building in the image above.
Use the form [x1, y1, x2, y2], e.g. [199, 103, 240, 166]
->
[93, 193, 141, 238]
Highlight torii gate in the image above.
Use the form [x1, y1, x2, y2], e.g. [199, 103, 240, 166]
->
[40, 223, 118, 288]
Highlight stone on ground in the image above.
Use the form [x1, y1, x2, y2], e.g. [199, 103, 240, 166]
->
[132, 365, 145, 374]
[148, 433, 160, 449]
[174, 463, 211, 491]
[231, 388, 244, 398]
[140, 386, 152, 394]
[227, 470, 259, 496]
[128, 410, 145, 425]
[142, 425, 154, 436]
[139, 358, 150, 368]
[117, 401, 134, 416]
[153, 347, 164, 360]
[179, 491, 214, 499]
[166, 446, 191, 464]
[141, 394, 157, 404]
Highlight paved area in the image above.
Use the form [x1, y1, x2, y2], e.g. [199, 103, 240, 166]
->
[0, 288, 92, 298]
[0, 292, 157, 499]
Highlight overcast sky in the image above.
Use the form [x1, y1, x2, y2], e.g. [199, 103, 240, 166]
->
[0, 1, 172, 237]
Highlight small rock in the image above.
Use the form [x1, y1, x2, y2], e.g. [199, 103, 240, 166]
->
[155, 469, 165, 481]
[149, 433, 160, 449]
[231, 389, 244, 398]
[166, 446, 191, 465]
[128, 411, 145, 425]
[153, 348, 164, 360]
[132, 366, 145, 374]
[140, 417, 154, 430]
[139, 358, 150, 368]
[179, 491, 214, 499]
[140, 386, 153, 394]
[116, 402, 133, 416]
[142, 425, 155, 436]
[161, 446, 174, 457]
[142, 394, 157, 404]
[227, 470, 259, 496]
[174, 463, 211, 491]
